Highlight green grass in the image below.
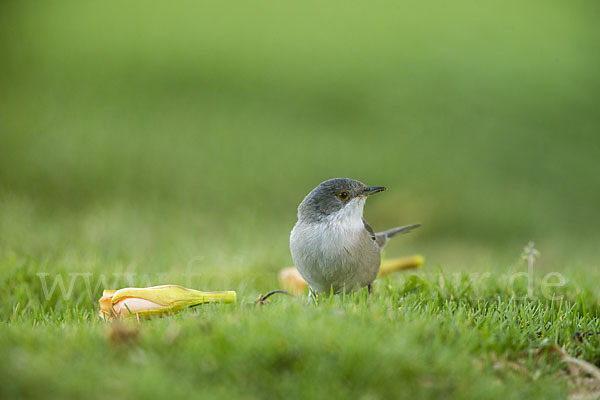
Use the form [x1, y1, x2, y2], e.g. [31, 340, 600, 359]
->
[2, 264, 599, 399]
[1, 0, 600, 398]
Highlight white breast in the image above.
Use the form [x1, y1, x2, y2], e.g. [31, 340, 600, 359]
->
[289, 198, 381, 293]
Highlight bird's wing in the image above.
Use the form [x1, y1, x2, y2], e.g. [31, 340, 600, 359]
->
[362, 218, 377, 241]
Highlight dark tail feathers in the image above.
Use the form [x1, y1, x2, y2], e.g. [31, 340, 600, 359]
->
[375, 223, 421, 248]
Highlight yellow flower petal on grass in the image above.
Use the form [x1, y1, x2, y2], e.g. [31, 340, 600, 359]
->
[278, 267, 310, 295]
[99, 285, 236, 320]
[99, 290, 117, 319]
[378, 255, 424, 277]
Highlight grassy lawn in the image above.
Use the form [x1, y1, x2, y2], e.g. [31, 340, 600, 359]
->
[1, 1, 599, 398]
[2, 257, 600, 399]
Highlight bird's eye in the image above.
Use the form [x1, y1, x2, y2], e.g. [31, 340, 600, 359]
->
[336, 190, 349, 201]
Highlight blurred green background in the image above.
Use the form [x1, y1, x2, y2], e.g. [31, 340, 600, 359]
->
[1, 0, 599, 278]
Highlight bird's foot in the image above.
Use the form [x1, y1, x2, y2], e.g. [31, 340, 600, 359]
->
[308, 287, 319, 305]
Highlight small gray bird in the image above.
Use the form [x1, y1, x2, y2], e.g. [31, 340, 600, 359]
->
[290, 178, 420, 295]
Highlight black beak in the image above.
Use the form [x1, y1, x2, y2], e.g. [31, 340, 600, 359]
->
[363, 186, 386, 196]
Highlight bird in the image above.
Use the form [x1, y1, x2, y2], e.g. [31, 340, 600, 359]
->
[289, 178, 420, 296]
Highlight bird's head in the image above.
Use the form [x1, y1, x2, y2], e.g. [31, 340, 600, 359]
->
[297, 178, 386, 223]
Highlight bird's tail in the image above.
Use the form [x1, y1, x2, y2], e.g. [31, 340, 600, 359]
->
[375, 223, 421, 248]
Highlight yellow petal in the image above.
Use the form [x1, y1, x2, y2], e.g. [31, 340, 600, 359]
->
[99, 286, 236, 320]
[111, 285, 236, 308]
[378, 255, 424, 277]
[279, 267, 309, 295]
[99, 290, 118, 320]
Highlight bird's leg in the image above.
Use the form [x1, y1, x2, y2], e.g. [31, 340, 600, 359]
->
[308, 287, 319, 305]
[368, 283, 373, 296]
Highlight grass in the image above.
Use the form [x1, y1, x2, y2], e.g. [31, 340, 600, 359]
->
[1, 0, 600, 398]
[2, 263, 599, 399]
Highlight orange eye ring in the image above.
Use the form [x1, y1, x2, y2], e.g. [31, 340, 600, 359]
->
[336, 190, 350, 201]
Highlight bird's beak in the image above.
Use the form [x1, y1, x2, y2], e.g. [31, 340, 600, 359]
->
[363, 186, 386, 196]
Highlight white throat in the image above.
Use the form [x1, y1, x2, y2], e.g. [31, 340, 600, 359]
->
[323, 197, 366, 230]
